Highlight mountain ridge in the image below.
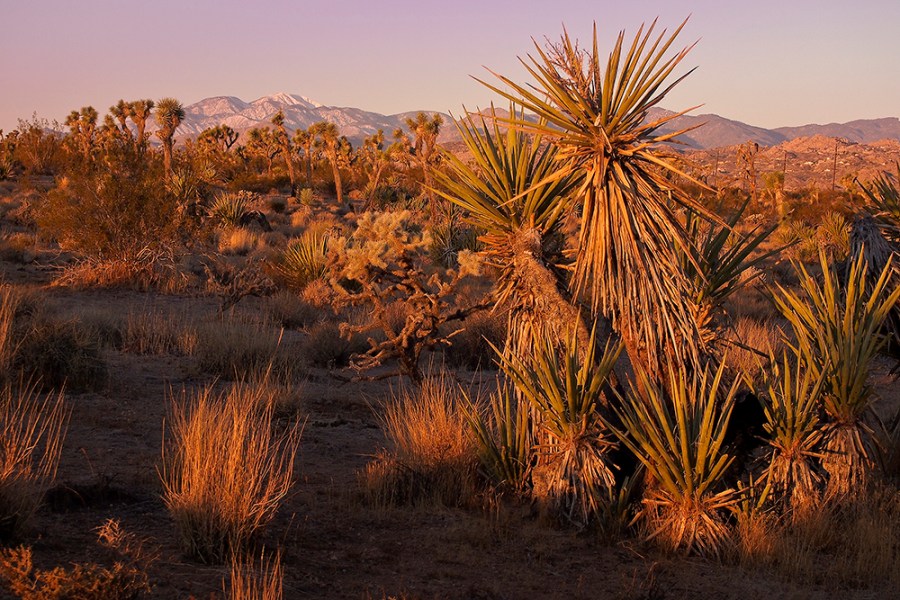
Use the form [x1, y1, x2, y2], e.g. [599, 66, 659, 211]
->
[171, 92, 900, 151]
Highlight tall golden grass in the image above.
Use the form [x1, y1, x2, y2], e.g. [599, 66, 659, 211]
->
[161, 381, 301, 563]
[364, 373, 477, 506]
[0, 383, 69, 540]
[227, 549, 283, 600]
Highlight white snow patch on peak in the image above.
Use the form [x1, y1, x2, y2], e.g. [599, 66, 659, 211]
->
[252, 92, 323, 109]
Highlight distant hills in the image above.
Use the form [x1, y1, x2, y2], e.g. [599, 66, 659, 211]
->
[170, 92, 900, 152]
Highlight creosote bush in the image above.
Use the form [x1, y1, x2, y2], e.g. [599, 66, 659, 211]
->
[161, 381, 301, 564]
[0, 519, 153, 599]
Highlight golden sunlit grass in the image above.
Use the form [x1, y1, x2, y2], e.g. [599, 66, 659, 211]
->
[227, 549, 283, 600]
[219, 227, 261, 256]
[161, 380, 301, 564]
[120, 309, 199, 356]
[364, 373, 478, 507]
[194, 317, 292, 380]
[723, 316, 782, 383]
[0, 383, 69, 540]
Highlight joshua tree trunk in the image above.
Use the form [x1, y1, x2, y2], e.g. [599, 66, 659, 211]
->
[162, 139, 173, 181]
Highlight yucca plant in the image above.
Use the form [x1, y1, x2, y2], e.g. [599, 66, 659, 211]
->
[679, 199, 779, 349]
[760, 352, 826, 511]
[610, 363, 739, 558]
[480, 19, 720, 378]
[209, 191, 254, 228]
[499, 328, 622, 526]
[274, 230, 329, 291]
[434, 106, 580, 355]
[859, 165, 900, 239]
[467, 384, 533, 495]
[772, 251, 900, 498]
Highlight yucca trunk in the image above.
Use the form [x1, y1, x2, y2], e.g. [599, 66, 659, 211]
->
[162, 138, 174, 181]
[505, 228, 589, 358]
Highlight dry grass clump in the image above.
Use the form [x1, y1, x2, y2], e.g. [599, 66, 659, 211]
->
[119, 309, 198, 356]
[364, 373, 478, 506]
[52, 251, 188, 294]
[227, 550, 283, 600]
[15, 316, 106, 393]
[266, 290, 321, 329]
[299, 320, 367, 368]
[723, 317, 782, 382]
[0, 519, 153, 599]
[0, 384, 68, 540]
[194, 318, 291, 380]
[219, 227, 261, 256]
[443, 310, 507, 370]
[161, 381, 301, 564]
[0, 232, 36, 263]
[761, 492, 900, 589]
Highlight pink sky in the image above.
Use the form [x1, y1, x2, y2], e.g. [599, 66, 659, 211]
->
[2, 0, 898, 132]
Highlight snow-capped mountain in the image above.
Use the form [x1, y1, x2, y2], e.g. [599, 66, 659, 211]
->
[170, 92, 453, 146]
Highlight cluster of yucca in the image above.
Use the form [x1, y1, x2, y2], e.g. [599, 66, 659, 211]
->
[438, 18, 900, 561]
[273, 229, 329, 291]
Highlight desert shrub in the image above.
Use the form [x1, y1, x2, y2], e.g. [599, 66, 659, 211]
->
[297, 188, 314, 206]
[500, 330, 623, 527]
[267, 196, 287, 214]
[161, 381, 300, 564]
[0, 383, 68, 541]
[209, 191, 255, 228]
[266, 291, 321, 329]
[119, 309, 198, 356]
[52, 248, 188, 293]
[227, 550, 283, 600]
[36, 142, 180, 260]
[0, 519, 152, 599]
[442, 309, 506, 370]
[15, 316, 106, 393]
[299, 320, 366, 368]
[219, 227, 261, 256]
[194, 318, 290, 380]
[363, 373, 478, 506]
[772, 252, 900, 499]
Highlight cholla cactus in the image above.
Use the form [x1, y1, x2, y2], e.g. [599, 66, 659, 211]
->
[328, 210, 487, 381]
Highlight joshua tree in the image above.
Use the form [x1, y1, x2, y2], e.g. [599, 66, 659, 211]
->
[197, 124, 238, 153]
[154, 97, 185, 181]
[128, 99, 155, 152]
[403, 112, 443, 220]
[292, 127, 315, 186]
[64, 106, 99, 157]
[271, 110, 297, 195]
[109, 99, 133, 139]
[311, 121, 344, 205]
[244, 127, 280, 175]
[481, 20, 717, 379]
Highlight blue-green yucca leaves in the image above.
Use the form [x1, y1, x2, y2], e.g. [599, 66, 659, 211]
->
[680, 198, 780, 312]
[477, 19, 722, 378]
[497, 327, 623, 524]
[761, 351, 826, 509]
[276, 229, 329, 291]
[772, 251, 900, 426]
[772, 251, 900, 497]
[609, 362, 739, 557]
[466, 385, 532, 494]
[858, 164, 900, 237]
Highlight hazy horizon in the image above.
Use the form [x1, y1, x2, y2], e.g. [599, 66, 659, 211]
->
[2, 0, 899, 133]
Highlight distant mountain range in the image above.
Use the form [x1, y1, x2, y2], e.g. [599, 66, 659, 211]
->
[169, 92, 900, 152]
